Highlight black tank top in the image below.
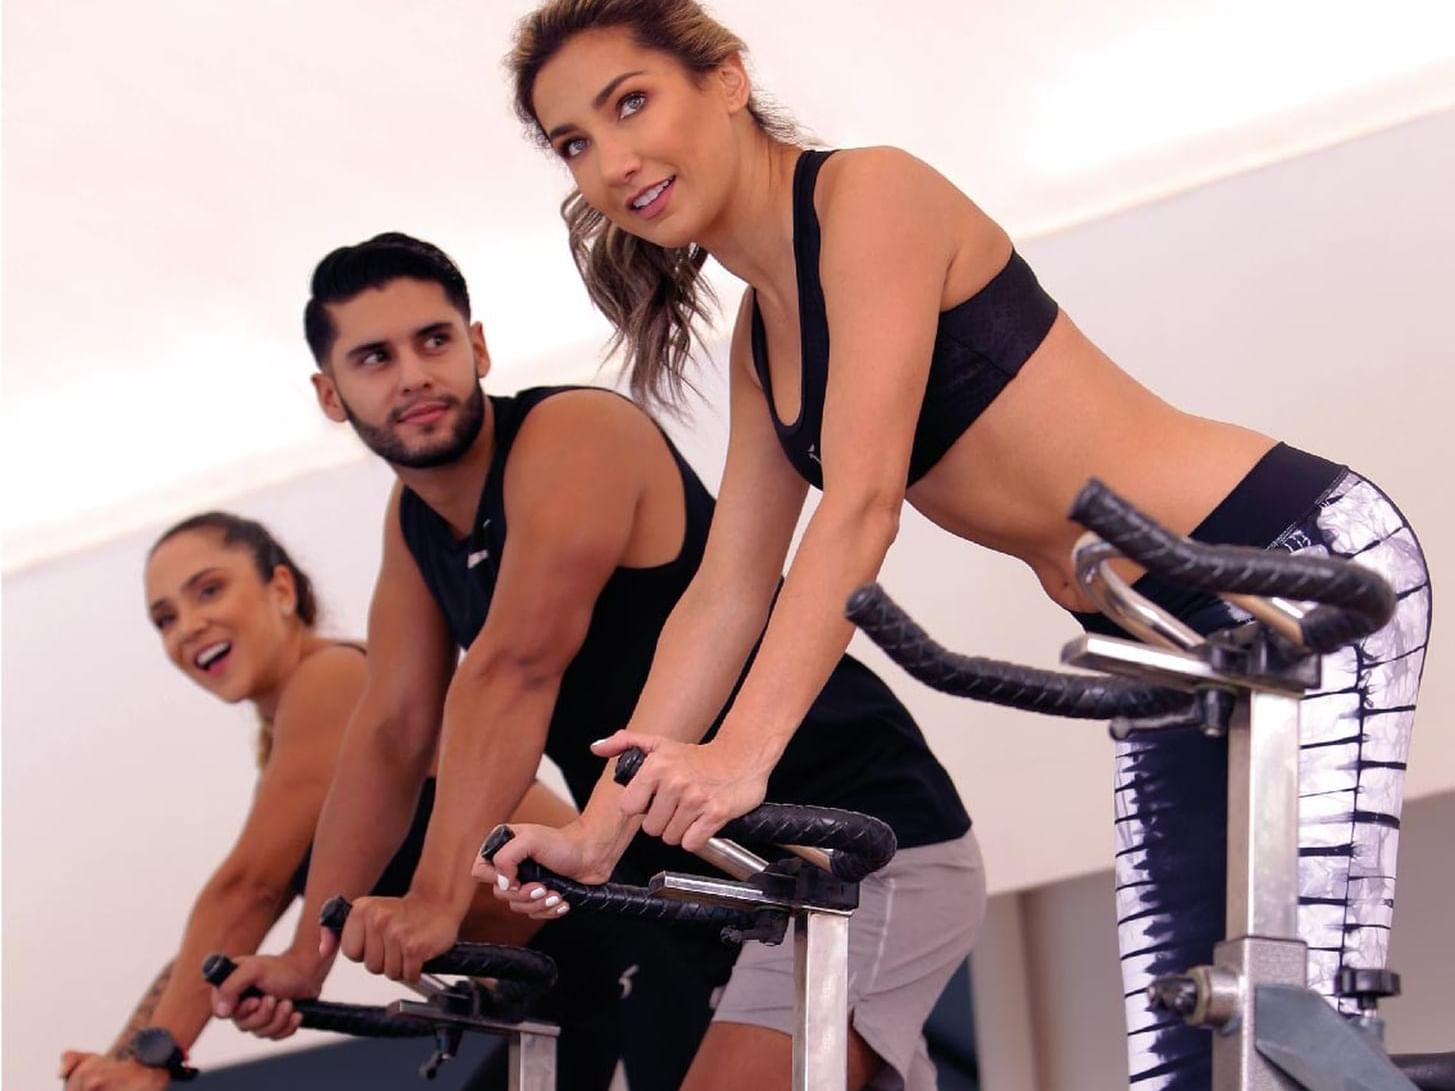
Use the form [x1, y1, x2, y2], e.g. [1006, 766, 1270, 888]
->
[751, 149, 1059, 488]
[398, 386, 968, 877]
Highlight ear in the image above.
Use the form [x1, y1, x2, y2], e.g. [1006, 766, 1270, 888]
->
[266, 563, 299, 619]
[470, 321, 492, 382]
[312, 370, 349, 424]
[717, 52, 751, 113]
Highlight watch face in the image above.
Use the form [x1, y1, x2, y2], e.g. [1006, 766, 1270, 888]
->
[132, 1027, 180, 1068]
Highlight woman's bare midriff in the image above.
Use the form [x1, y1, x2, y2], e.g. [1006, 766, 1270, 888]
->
[906, 311, 1278, 612]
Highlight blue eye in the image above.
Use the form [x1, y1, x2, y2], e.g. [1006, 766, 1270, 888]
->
[560, 135, 589, 159]
[619, 91, 646, 118]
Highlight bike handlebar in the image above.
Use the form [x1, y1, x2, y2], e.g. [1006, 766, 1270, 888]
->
[1070, 479, 1395, 652]
[317, 896, 557, 988]
[478, 826, 778, 941]
[200, 954, 435, 1038]
[845, 583, 1195, 719]
[612, 748, 897, 882]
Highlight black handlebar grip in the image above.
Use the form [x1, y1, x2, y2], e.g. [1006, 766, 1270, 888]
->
[1070, 479, 1396, 652]
[201, 953, 263, 1000]
[481, 823, 773, 940]
[320, 895, 351, 936]
[304, 877, 555, 987]
[284, 1001, 437, 1039]
[846, 583, 1194, 718]
[480, 823, 515, 863]
[610, 746, 894, 880]
[516, 860, 777, 936]
[613, 747, 648, 786]
[720, 804, 897, 883]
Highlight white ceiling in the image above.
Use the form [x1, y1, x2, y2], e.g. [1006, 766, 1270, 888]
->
[3, 0, 1452, 572]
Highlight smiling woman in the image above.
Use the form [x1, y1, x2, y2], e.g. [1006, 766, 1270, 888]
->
[59, 513, 361, 1091]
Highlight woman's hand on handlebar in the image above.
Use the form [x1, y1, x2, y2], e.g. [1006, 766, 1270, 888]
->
[476, 820, 609, 917]
[59, 1052, 169, 1091]
[590, 731, 770, 852]
[213, 952, 319, 1039]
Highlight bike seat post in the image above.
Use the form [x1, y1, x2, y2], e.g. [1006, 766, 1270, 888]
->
[509, 1026, 558, 1091]
[650, 851, 859, 1091]
[1064, 626, 1311, 1090]
[793, 905, 851, 1091]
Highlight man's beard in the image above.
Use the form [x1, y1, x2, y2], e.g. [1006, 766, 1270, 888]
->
[342, 383, 486, 469]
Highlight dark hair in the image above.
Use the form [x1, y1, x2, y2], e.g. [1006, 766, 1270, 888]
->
[507, 0, 800, 410]
[304, 232, 472, 367]
[150, 512, 320, 767]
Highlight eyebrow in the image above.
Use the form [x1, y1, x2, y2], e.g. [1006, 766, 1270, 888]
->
[545, 70, 646, 141]
[344, 321, 454, 363]
[148, 567, 225, 614]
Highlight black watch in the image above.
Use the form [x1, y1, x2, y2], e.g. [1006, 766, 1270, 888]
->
[128, 1027, 199, 1082]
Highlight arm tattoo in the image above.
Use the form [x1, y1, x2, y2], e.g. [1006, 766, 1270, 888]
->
[108, 960, 176, 1059]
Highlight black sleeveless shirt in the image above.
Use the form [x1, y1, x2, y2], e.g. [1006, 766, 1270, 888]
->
[398, 386, 968, 877]
[751, 149, 1059, 488]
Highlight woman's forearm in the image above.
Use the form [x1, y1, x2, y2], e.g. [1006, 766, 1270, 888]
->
[110, 878, 288, 1054]
[626, 572, 776, 743]
[716, 498, 899, 765]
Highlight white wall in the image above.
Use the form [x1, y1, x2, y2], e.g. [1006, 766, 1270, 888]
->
[5, 0, 1452, 569]
[4, 110, 1453, 1090]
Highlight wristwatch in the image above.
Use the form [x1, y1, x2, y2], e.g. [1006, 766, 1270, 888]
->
[128, 1027, 199, 1081]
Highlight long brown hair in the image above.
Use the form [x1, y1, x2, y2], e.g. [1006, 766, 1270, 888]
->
[150, 512, 320, 768]
[507, 0, 799, 410]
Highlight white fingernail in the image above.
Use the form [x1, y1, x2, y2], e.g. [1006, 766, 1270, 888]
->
[555, 904, 569, 915]
[529, 887, 547, 900]
[591, 737, 610, 747]
[496, 874, 510, 891]
[544, 895, 561, 908]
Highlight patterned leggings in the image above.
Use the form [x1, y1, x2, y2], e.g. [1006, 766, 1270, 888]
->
[1115, 470, 1433, 1089]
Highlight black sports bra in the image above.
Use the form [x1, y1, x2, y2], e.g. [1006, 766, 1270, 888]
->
[750, 148, 1059, 488]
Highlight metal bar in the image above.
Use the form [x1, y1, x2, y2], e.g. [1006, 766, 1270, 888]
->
[794, 910, 850, 1091]
[1062, 633, 1309, 696]
[403, 973, 449, 1001]
[784, 845, 834, 872]
[1223, 594, 1309, 647]
[698, 836, 771, 880]
[1209, 938, 1308, 1091]
[1073, 533, 1205, 651]
[509, 1030, 559, 1091]
[651, 871, 799, 912]
[1226, 691, 1301, 940]
[387, 1000, 560, 1040]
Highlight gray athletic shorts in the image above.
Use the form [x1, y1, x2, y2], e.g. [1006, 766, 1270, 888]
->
[713, 829, 986, 1090]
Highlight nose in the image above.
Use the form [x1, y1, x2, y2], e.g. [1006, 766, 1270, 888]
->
[596, 130, 641, 189]
[176, 604, 207, 655]
[396, 347, 435, 395]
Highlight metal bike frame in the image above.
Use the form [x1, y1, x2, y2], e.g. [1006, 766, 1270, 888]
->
[652, 857, 853, 1091]
[1068, 534, 1415, 1091]
[389, 999, 560, 1091]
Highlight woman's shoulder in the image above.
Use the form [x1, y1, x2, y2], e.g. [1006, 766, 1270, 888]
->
[277, 643, 368, 717]
[816, 145, 954, 204]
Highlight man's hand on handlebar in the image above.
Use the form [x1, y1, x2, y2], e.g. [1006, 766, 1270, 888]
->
[327, 893, 460, 985]
[590, 731, 771, 852]
[59, 1052, 169, 1091]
